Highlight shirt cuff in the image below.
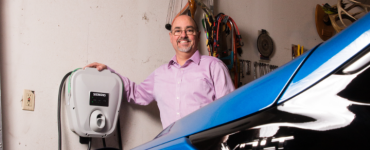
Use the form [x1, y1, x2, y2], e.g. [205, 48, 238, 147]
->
[106, 66, 116, 73]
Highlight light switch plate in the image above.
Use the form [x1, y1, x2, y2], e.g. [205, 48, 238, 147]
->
[22, 89, 35, 111]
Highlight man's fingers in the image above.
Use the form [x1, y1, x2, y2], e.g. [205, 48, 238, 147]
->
[84, 62, 97, 69]
[83, 62, 107, 71]
[97, 66, 103, 71]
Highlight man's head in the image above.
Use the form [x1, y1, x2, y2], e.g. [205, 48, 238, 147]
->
[169, 15, 200, 54]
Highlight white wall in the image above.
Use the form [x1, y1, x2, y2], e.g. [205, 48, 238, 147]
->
[0, 0, 338, 149]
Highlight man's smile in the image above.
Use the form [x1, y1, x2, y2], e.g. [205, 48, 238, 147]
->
[177, 38, 191, 46]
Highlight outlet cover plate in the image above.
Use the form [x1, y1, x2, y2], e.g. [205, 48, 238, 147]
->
[22, 89, 35, 111]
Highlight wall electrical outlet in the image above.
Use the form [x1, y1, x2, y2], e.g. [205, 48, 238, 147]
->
[22, 89, 35, 111]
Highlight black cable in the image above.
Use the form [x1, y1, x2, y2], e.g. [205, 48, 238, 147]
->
[102, 138, 106, 148]
[88, 137, 91, 150]
[58, 71, 72, 150]
[117, 118, 123, 150]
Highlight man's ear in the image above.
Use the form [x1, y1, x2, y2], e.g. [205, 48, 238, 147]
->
[169, 32, 172, 41]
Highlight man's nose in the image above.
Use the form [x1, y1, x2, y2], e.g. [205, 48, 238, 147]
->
[180, 30, 188, 37]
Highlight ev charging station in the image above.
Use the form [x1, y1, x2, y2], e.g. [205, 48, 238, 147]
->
[58, 68, 124, 150]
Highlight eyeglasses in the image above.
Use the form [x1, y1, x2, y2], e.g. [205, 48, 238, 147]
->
[172, 29, 197, 36]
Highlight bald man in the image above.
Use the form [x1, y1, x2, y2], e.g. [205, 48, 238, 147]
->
[85, 15, 235, 129]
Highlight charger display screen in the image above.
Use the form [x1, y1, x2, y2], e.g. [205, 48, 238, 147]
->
[90, 92, 109, 107]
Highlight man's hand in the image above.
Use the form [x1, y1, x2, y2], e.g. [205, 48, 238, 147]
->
[83, 62, 107, 71]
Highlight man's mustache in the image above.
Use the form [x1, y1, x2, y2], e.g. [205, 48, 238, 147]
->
[177, 38, 192, 43]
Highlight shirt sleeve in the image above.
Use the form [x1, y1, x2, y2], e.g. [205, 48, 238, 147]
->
[211, 60, 236, 100]
[107, 66, 155, 105]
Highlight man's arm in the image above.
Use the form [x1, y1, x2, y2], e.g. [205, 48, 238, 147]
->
[211, 60, 235, 99]
[84, 62, 155, 105]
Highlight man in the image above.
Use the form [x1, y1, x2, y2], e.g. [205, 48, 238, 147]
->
[84, 15, 235, 129]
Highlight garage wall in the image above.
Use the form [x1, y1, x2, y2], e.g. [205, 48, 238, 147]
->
[0, 0, 338, 149]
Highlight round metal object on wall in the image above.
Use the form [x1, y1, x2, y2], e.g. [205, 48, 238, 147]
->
[257, 29, 274, 58]
[315, 4, 335, 41]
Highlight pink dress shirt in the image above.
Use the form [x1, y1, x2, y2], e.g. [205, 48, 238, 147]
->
[108, 50, 235, 128]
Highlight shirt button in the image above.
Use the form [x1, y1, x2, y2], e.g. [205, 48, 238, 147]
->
[176, 97, 179, 99]
[177, 81, 180, 84]
[177, 112, 180, 115]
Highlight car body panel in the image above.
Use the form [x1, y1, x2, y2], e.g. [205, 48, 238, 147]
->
[278, 13, 370, 103]
[190, 66, 370, 150]
[147, 138, 196, 150]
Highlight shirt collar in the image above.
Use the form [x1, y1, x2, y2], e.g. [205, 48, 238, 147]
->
[168, 55, 178, 68]
[189, 50, 200, 65]
[168, 50, 200, 68]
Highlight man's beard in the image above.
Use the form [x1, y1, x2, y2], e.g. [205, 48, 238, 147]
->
[177, 37, 192, 52]
[178, 46, 192, 52]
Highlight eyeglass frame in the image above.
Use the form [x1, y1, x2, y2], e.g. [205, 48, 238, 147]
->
[171, 27, 198, 36]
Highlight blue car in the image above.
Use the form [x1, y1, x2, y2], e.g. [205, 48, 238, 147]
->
[133, 13, 370, 150]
